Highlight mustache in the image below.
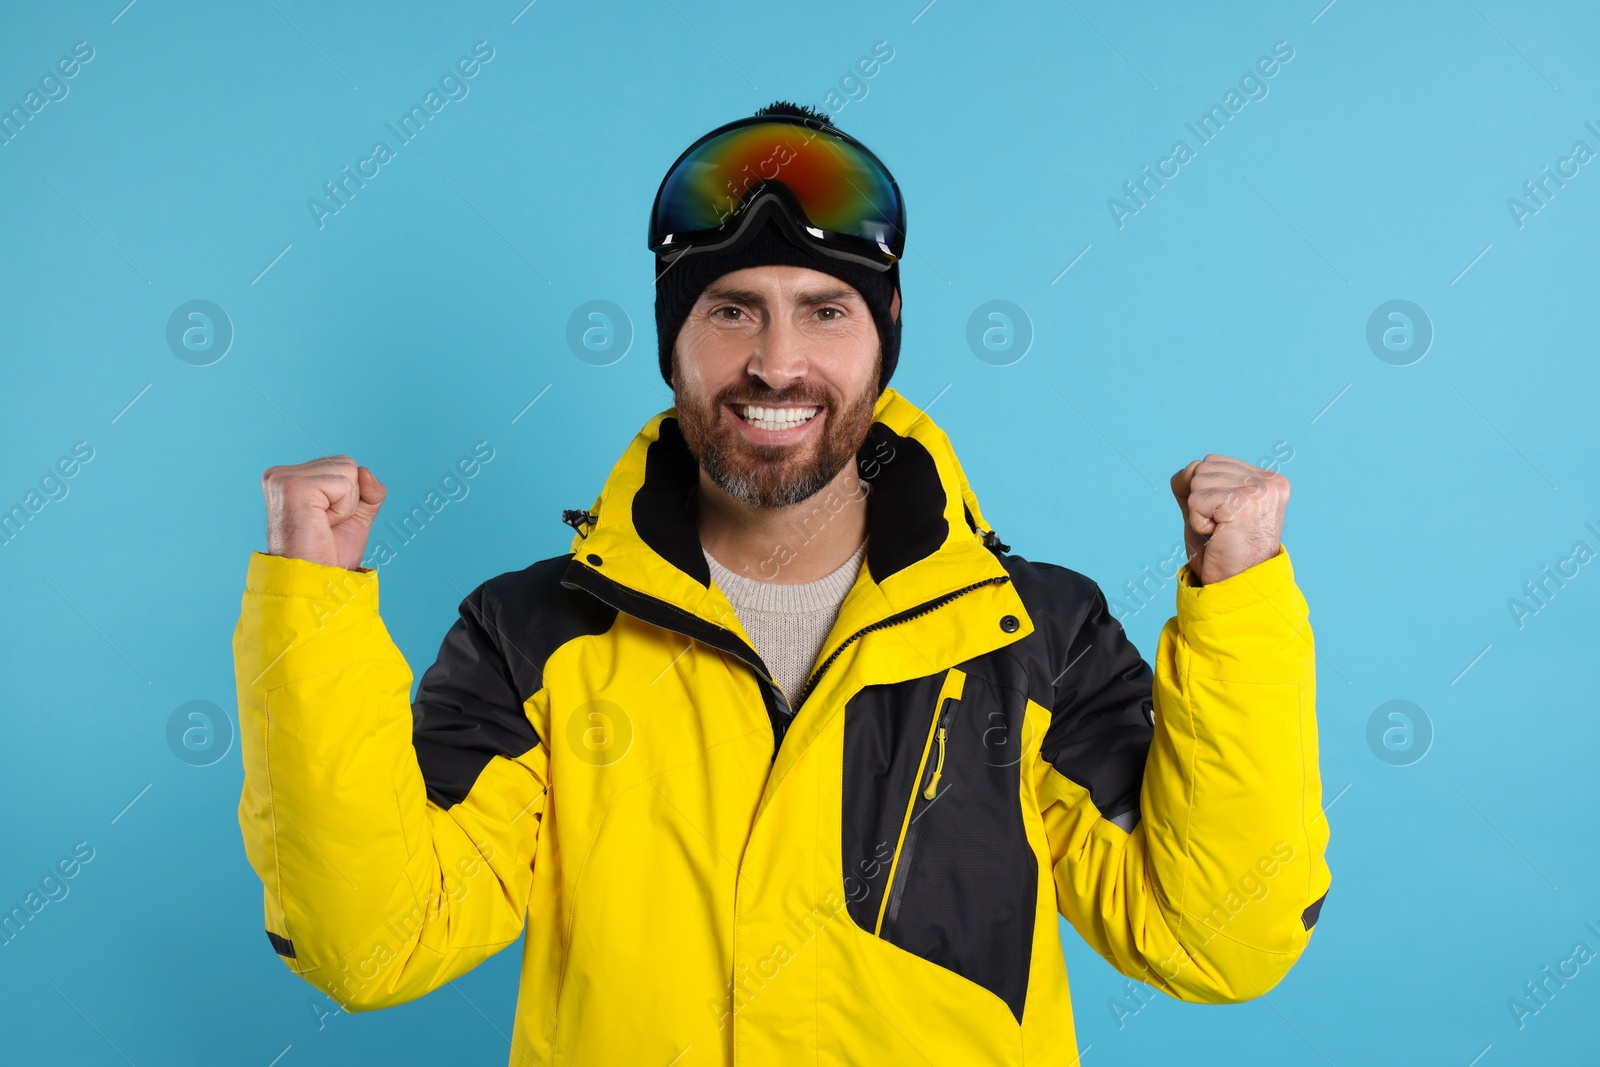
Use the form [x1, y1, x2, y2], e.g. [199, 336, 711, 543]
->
[713, 383, 832, 407]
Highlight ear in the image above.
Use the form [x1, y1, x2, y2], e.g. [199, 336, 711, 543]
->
[889, 287, 901, 323]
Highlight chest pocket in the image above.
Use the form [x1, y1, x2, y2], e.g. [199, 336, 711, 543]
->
[840, 665, 1038, 1022]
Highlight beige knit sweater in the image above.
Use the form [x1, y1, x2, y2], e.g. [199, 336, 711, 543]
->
[702, 540, 867, 706]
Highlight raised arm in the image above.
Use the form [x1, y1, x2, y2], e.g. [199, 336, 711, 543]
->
[1035, 455, 1329, 1001]
[232, 456, 549, 1010]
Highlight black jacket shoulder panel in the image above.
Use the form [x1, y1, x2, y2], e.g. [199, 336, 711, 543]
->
[473, 553, 621, 700]
[412, 553, 619, 809]
[999, 553, 1155, 822]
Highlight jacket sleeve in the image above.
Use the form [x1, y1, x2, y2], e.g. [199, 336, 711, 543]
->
[1034, 546, 1329, 1003]
[232, 551, 550, 1011]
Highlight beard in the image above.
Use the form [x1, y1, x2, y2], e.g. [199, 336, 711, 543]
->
[674, 364, 879, 509]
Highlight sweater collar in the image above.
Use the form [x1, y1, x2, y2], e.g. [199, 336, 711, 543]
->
[703, 539, 867, 614]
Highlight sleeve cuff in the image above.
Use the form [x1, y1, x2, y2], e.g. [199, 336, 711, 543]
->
[245, 551, 381, 610]
[1175, 545, 1297, 623]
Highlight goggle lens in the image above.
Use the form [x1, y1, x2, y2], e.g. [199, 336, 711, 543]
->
[650, 120, 904, 261]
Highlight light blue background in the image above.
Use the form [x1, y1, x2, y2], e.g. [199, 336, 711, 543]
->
[3, 1, 1597, 1063]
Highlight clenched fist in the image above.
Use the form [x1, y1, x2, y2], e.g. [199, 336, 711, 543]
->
[1170, 454, 1289, 586]
[262, 456, 387, 570]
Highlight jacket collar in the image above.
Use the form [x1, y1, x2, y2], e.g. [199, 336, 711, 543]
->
[560, 387, 1026, 690]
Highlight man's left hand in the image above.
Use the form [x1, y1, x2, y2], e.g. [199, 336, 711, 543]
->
[1170, 454, 1289, 586]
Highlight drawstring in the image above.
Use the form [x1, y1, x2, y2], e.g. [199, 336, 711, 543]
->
[562, 508, 598, 536]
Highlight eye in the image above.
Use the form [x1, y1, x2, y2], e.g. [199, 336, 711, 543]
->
[714, 307, 745, 321]
[816, 307, 842, 321]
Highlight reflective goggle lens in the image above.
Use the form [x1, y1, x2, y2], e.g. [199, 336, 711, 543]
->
[650, 120, 903, 260]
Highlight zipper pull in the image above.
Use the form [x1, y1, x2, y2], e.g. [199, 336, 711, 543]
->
[923, 726, 947, 799]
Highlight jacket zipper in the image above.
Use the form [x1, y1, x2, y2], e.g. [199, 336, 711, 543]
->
[565, 564, 1010, 759]
[790, 574, 1010, 714]
[561, 561, 795, 726]
[876, 668, 967, 939]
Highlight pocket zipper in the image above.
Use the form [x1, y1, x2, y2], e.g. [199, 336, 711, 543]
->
[923, 716, 950, 800]
[874, 668, 967, 938]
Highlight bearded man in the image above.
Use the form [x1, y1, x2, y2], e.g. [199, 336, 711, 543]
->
[233, 100, 1330, 1066]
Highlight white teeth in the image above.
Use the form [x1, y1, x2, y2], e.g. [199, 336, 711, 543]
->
[736, 404, 819, 431]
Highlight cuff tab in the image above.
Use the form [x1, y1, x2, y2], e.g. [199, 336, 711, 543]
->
[1301, 891, 1327, 930]
[266, 930, 296, 958]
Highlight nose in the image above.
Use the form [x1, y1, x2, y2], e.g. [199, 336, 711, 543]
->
[745, 313, 808, 391]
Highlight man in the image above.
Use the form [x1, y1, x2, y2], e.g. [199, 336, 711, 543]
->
[234, 101, 1329, 1065]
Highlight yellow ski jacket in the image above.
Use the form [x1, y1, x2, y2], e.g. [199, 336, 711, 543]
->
[233, 386, 1330, 1066]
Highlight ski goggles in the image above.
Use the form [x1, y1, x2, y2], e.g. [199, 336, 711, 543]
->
[648, 115, 905, 272]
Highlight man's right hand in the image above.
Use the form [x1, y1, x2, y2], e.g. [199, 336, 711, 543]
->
[262, 456, 387, 570]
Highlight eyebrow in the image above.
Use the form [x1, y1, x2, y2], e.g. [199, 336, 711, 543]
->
[700, 285, 859, 309]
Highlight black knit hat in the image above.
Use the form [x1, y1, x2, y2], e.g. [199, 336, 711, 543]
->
[653, 104, 902, 394]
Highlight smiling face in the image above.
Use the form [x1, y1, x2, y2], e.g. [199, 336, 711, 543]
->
[671, 264, 900, 509]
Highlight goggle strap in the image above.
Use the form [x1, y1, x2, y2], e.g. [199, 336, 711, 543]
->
[656, 190, 896, 273]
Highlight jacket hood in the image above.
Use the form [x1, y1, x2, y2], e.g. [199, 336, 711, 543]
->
[560, 387, 1031, 692]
